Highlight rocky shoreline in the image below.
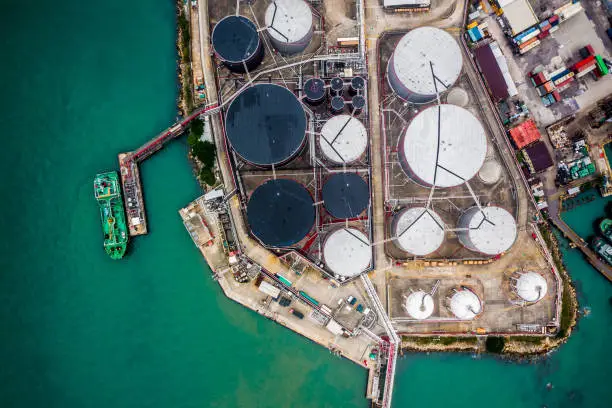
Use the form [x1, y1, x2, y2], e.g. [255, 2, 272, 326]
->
[175, 0, 193, 117]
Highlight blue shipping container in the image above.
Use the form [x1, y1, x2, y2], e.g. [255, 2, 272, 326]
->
[551, 69, 570, 82]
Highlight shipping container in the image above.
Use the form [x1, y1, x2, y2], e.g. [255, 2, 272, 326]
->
[538, 20, 551, 30]
[536, 85, 547, 96]
[299, 291, 319, 306]
[530, 71, 546, 86]
[513, 26, 538, 44]
[555, 77, 575, 91]
[595, 55, 609, 75]
[516, 29, 541, 45]
[276, 273, 292, 287]
[520, 40, 541, 54]
[573, 55, 596, 72]
[551, 69, 571, 82]
[552, 90, 561, 102]
[289, 308, 304, 319]
[537, 31, 550, 40]
[576, 64, 597, 78]
[553, 73, 574, 86]
[519, 36, 538, 49]
[549, 15, 560, 25]
[543, 81, 555, 92]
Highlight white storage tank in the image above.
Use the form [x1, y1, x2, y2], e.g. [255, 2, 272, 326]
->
[387, 27, 462, 103]
[319, 115, 368, 164]
[393, 207, 445, 256]
[457, 206, 517, 255]
[399, 104, 487, 188]
[323, 228, 372, 280]
[512, 271, 548, 303]
[448, 288, 482, 320]
[265, 0, 313, 55]
[404, 290, 434, 320]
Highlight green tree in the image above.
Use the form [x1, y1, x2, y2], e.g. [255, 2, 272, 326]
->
[199, 167, 216, 186]
[192, 141, 216, 168]
[190, 118, 204, 137]
[187, 131, 199, 147]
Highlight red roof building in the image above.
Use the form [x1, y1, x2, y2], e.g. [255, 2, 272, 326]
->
[509, 119, 541, 149]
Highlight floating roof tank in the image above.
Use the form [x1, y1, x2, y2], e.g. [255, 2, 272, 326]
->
[512, 271, 548, 303]
[393, 207, 445, 256]
[330, 77, 344, 94]
[319, 115, 367, 163]
[225, 84, 306, 166]
[387, 27, 462, 103]
[350, 76, 366, 95]
[303, 77, 326, 105]
[322, 172, 369, 219]
[400, 105, 487, 188]
[351, 95, 366, 114]
[457, 206, 517, 255]
[478, 159, 502, 185]
[212, 15, 264, 73]
[247, 179, 315, 247]
[404, 290, 434, 320]
[448, 288, 482, 320]
[265, 0, 313, 55]
[323, 228, 372, 279]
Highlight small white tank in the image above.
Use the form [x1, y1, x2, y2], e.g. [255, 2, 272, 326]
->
[513, 272, 548, 303]
[448, 288, 482, 320]
[404, 290, 434, 320]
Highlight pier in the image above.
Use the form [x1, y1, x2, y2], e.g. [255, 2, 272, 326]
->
[118, 102, 219, 236]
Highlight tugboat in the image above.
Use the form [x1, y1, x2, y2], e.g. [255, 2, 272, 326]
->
[592, 237, 612, 266]
[94, 171, 128, 259]
[599, 218, 612, 244]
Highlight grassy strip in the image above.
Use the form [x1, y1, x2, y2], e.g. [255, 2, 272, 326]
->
[406, 336, 477, 346]
[538, 223, 577, 338]
[177, 4, 193, 113]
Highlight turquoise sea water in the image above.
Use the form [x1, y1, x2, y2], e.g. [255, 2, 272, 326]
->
[0, 1, 610, 408]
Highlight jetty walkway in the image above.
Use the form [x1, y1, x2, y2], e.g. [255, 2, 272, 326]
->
[547, 196, 612, 281]
[118, 102, 219, 236]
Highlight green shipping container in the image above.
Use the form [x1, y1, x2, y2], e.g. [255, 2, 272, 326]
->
[595, 55, 609, 76]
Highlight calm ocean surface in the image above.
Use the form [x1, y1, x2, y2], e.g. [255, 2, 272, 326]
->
[0, 1, 610, 407]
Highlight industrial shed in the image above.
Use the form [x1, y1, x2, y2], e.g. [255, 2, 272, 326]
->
[498, 0, 539, 35]
[523, 141, 554, 174]
[509, 119, 541, 149]
[474, 43, 513, 102]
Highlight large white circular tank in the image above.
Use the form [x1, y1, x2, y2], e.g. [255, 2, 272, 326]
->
[393, 207, 445, 256]
[323, 228, 371, 279]
[404, 291, 434, 320]
[514, 272, 548, 302]
[449, 289, 482, 320]
[478, 159, 502, 185]
[457, 206, 517, 255]
[265, 0, 313, 55]
[387, 27, 462, 104]
[320, 115, 368, 163]
[400, 105, 487, 188]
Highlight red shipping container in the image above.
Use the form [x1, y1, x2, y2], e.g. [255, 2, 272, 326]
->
[573, 55, 596, 72]
[532, 72, 546, 85]
[538, 31, 550, 40]
[549, 15, 560, 24]
[586, 44, 594, 55]
[553, 91, 561, 101]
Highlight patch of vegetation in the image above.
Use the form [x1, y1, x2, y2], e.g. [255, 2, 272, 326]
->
[405, 336, 477, 346]
[193, 140, 216, 168]
[509, 336, 543, 345]
[485, 336, 505, 353]
[557, 279, 575, 338]
[199, 167, 216, 186]
[187, 118, 204, 147]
